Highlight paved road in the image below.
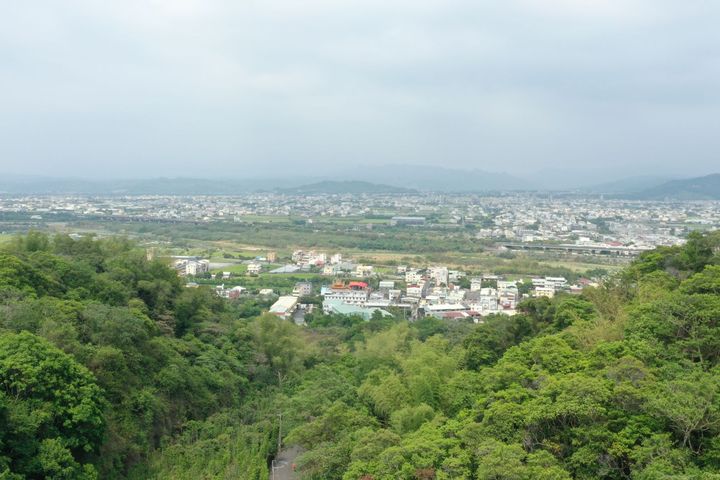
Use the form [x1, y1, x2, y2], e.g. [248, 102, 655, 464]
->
[271, 445, 302, 480]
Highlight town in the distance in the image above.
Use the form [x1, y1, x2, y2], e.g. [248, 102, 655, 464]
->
[3, 184, 719, 327]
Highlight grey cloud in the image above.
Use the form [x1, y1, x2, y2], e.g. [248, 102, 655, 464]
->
[0, 0, 719, 179]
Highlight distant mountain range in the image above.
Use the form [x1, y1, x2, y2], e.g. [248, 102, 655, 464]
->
[0, 171, 717, 197]
[629, 174, 720, 200]
[0, 168, 532, 194]
[345, 165, 532, 192]
[580, 176, 671, 194]
[279, 181, 416, 194]
[0, 176, 316, 195]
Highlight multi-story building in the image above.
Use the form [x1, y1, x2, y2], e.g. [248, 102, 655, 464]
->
[405, 270, 423, 284]
[355, 265, 374, 277]
[293, 282, 313, 296]
[406, 285, 423, 297]
[430, 266, 449, 286]
[321, 281, 370, 305]
[175, 258, 210, 276]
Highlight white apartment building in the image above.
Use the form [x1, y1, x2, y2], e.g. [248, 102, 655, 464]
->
[448, 270, 465, 283]
[448, 289, 466, 302]
[388, 289, 402, 301]
[292, 282, 313, 296]
[405, 270, 423, 284]
[355, 265, 374, 277]
[406, 285, 423, 297]
[176, 259, 210, 276]
[532, 277, 567, 291]
[430, 266, 449, 286]
[247, 263, 262, 275]
[322, 289, 369, 305]
[535, 286, 555, 298]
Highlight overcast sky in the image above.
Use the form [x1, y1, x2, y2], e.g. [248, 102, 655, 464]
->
[1, 0, 719, 180]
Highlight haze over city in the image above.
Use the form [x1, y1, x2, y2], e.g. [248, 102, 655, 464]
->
[2, 0, 719, 181]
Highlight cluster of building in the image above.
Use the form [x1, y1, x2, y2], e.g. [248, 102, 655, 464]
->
[3, 193, 718, 251]
[173, 257, 210, 276]
[261, 259, 592, 323]
[315, 267, 589, 322]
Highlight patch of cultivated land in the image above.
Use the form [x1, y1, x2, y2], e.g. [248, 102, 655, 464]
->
[34, 219, 625, 277]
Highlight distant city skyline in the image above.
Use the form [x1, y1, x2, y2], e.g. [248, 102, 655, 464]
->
[2, 1, 719, 179]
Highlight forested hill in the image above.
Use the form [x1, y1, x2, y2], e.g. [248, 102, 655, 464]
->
[2, 232, 720, 479]
[631, 173, 720, 200]
[279, 180, 416, 194]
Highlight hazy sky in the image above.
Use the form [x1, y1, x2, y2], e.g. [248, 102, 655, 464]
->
[1, 0, 719, 179]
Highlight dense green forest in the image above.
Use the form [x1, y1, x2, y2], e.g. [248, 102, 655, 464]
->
[1, 231, 720, 479]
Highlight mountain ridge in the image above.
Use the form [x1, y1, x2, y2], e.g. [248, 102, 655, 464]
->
[278, 180, 416, 194]
[630, 173, 720, 200]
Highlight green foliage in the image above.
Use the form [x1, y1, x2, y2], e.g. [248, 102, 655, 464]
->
[3, 230, 720, 479]
[250, 313, 309, 385]
[0, 234, 256, 478]
[0, 332, 104, 478]
[136, 410, 271, 480]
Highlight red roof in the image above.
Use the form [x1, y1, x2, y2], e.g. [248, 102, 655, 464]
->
[348, 281, 368, 289]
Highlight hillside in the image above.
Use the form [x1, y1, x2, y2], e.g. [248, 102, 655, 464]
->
[279, 180, 416, 194]
[0, 170, 525, 195]
[345, 165, 532, 192]
[581, 175, 671, 194]
[632, 173, 720, 200]
[2, 232, 720, 479]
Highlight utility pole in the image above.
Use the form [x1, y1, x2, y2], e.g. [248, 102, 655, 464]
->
[277, 412, 283, 453]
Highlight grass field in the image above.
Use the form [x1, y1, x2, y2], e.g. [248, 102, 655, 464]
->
[210, 263, 248, 274]
[541, 259, 625, 273]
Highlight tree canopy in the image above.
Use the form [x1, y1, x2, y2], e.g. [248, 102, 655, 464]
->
[2, 231, 720, 479]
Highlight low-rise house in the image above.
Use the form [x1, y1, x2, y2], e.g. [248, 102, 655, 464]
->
[388, 289, 403, 301]
[355, 265, 374, 277]
[406, 285, 423, 297]
[293, 282, 313, 296]
[322, 298, 392, 320]
[270, 296, 299, 319]
[227, 286, 246, 299]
